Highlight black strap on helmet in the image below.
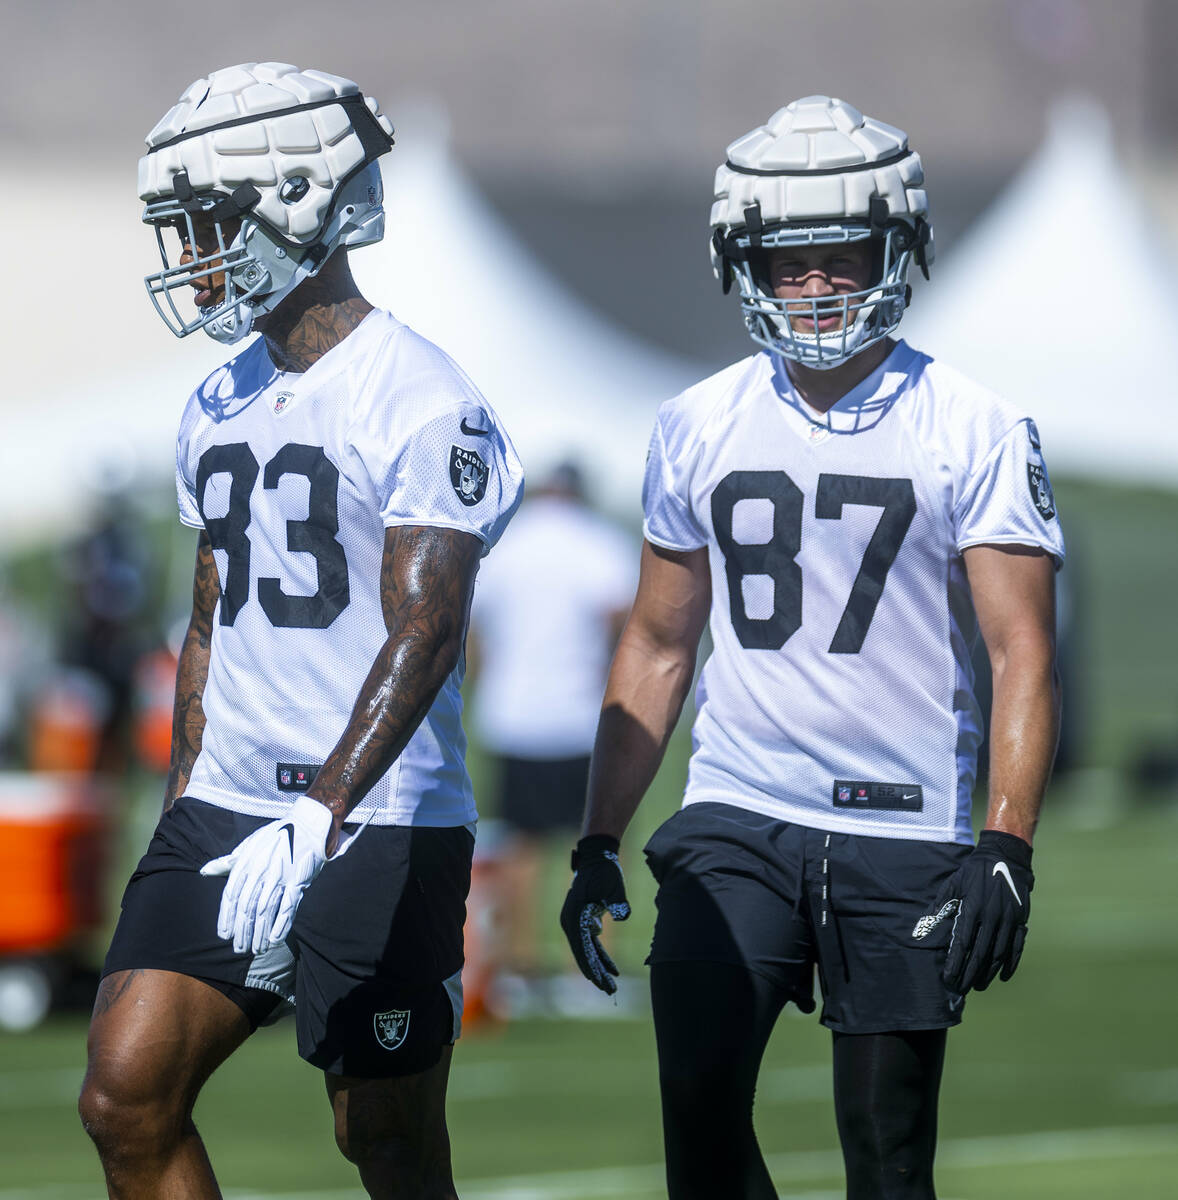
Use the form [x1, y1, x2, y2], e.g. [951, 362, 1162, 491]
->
[712, 228, 734, 294]
[170, 170, 260, 222]
[743, 203, 764, 249]
[913, 216, 932, 280]
[151, 93, 394, 167]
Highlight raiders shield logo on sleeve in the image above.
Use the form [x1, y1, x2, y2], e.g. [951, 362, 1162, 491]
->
[450, 446, 488, 506]
[1027, 461, 1056, 520]
[374, 1008, 411, 1051]
[1025, 424, 1056, 521]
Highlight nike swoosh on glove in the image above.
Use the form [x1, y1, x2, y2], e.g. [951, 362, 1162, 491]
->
[559, 835, 631, 995]
[200, 795, 337, 955]
[937, 829, 1034, 995]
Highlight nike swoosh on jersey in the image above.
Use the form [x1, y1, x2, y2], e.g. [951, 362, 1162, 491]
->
[460, 417, 491, 436]
[992, 860, 1022, 905]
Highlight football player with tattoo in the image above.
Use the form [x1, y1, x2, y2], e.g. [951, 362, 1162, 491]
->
[79, 64, 522, 1198]
[561, 97, 1063, 1200]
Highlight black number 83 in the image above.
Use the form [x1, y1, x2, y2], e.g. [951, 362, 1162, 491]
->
[196, 442, 350, 629]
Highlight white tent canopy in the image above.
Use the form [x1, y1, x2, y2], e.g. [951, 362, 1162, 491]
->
[0, 114, 696, 550]
[904, 97, 1178, 485]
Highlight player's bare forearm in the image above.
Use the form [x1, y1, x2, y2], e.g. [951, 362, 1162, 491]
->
[307, 526, 482, 838]
[965, 543, 1061, 847]
[163, 533, 218, 811]
[582, 542, 710, 840]
[984, 634, 1060, 845]
[583, 633, 698, 839]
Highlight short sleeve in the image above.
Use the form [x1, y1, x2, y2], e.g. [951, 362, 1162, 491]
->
[175, 402, 204, 530]
[955, 418, 1065, 565]
[367, 404, 524, 553]
[642, 410, 707, 551]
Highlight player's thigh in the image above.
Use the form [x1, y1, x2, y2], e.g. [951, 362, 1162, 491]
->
[291, 823, 473, 1078]
[83, 969, 253, 1119]
[103, 796, 296, 1015]
[807, 831, 971, 1033]
[326, 1044, 454, 1162]
[644, 801, 817, 1012]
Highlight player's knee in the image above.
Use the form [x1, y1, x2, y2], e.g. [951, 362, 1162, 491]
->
[334, 1113, 453, 1196]
[332, 1113, 418, 1169]
[78, 1066, 186, 1160]
[839, 1095, 935, 1197]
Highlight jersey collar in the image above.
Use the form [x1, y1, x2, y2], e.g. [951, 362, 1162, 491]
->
[768, 340, 917, 436]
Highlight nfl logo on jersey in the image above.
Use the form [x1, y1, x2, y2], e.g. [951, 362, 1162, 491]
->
[837, 785, 852, 803]
[279, 768, 292, 787]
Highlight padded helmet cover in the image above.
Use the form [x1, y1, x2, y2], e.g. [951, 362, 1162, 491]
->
[711, 96, 933, 369]
[139, 62, 394, 342]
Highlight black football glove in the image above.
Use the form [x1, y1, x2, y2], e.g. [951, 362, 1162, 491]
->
[560, 834, 631, 994]
[936, 829, 1034, 995]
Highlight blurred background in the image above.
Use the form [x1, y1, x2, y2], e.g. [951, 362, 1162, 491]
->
[1, 2, 1176, 1196]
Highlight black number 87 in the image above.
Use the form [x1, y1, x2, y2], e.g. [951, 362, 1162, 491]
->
[711, 470, 916, 653]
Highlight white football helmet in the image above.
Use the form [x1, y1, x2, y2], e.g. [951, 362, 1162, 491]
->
[139, 63, 395, 343]
[711, 96, 933, 370]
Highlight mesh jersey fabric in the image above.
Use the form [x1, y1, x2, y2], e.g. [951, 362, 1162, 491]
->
[643, 340, 1065, 845]
[470, 496, 637, 757]
[174, 309, 524, 825]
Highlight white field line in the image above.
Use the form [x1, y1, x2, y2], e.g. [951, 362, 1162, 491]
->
[3, 1123, 1173, 1200]
[8, 1060, 1178, 1109]
[0, 1061, 835, 1109]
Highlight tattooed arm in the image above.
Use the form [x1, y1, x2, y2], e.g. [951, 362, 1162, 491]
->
[306, 525, 483, 849]
[163, 531, 219, 812]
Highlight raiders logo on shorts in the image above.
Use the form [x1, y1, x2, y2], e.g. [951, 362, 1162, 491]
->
[450, 446, 488, 506]
[374, 1007, 411, 1051]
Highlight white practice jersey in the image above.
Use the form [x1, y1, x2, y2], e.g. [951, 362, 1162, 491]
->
[175, 310, 524, 826]
[472, 496, 637, 758]
[643, 340, 1065, 845]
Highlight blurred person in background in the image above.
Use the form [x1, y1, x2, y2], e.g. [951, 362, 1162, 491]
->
[562, 97, 1063, 1199]
[79, 63, 522, 1199]
[469, 461, 635, 1008]
[0, 568, 53, 766]
[58, 489, 155, 774]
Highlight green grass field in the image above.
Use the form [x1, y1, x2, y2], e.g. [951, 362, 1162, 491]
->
[2, 795, 1176, 1198]
[2, 477, 1177, 1197]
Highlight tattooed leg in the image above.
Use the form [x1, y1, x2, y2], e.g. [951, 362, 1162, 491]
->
[80, 969, 252, 1198]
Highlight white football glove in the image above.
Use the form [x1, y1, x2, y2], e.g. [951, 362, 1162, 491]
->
[200, 795, 335, 955]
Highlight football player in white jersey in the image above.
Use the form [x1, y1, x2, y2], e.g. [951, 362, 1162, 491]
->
[561, 97, 1063, 1199]
[79, 64, 523, 1198]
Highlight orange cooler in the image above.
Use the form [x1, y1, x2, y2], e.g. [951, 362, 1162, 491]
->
[0, 773, 110, 955]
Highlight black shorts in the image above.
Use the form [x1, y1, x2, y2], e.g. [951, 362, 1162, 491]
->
[495, 754, 589, 835]
[103, 797, 473, 1077]
[643, 801, 972, 1034]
